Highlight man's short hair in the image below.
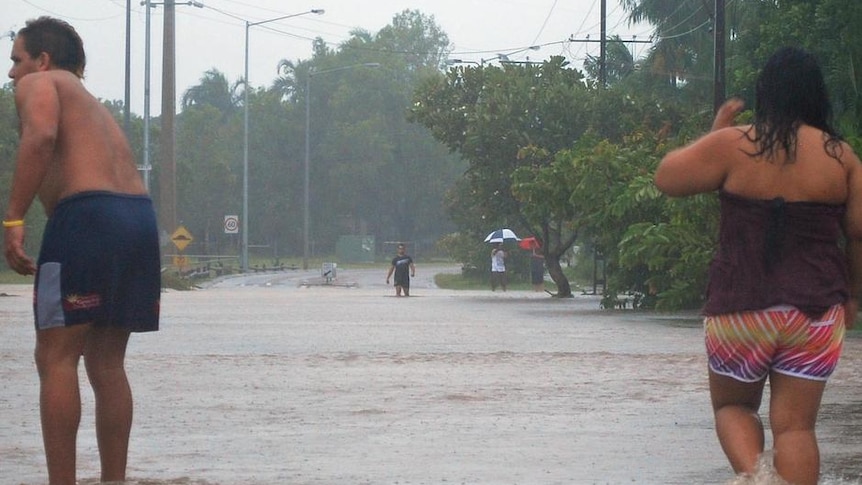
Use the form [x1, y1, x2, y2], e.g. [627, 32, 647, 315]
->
[18, 16, 86, 78]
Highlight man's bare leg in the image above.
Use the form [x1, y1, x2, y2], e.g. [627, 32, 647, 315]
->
[84, 326, 132, 482]
[35, 325, 90, 485]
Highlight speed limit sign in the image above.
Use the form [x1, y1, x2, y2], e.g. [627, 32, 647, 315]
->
[224, 215, 239, 234]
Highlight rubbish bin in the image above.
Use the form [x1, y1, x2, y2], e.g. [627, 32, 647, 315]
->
[321, 262, 337, 283]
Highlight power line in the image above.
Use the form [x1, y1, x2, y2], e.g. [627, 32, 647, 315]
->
[530, 0, 559, 47]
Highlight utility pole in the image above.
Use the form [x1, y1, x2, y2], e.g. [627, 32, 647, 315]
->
[578, 0, 649, 88]
[160, 0, 178, 234]
[599, 0, 607, 88]
[713, 0, 726, 113]
[124, 0, 131, 136]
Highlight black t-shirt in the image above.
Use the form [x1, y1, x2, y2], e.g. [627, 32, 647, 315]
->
[391, 255, 413, 283]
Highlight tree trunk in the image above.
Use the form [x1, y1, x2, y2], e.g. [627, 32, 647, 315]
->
[545, 253, 572, 298]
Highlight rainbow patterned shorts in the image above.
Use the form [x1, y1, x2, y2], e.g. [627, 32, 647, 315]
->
[704, 304, 845, 382]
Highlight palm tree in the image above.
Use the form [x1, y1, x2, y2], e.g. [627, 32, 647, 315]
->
[272, 59, 299, 102]
[621, 0, 714, 88]
[584, 35, 636, 84]
[181, 69, 242, 114]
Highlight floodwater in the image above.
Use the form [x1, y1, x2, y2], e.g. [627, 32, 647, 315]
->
[1, 265, 861, 485]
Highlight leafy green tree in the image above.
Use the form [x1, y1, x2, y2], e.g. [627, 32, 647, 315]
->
[0, 85, 18, 194]
[290, 9, 462, 253]
[412, 57, 594, 295]
[374, 9, 451, 69]
[613, 0, 862, 310]
[160, 9, 464, 266]
[175, 101, 241, 256]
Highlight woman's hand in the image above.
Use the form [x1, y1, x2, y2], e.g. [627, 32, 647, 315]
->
[711, 97, 745, 131]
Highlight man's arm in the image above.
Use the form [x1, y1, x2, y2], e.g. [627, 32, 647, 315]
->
[3, 74, 59, 275]
[8, 73, 59, 219]
[385, 264, 395, 282]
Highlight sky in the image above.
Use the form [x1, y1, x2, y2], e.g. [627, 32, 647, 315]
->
[3, 0, 656, 116]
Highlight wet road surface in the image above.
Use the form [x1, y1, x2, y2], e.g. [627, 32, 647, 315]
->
[2, 265, 861, 484]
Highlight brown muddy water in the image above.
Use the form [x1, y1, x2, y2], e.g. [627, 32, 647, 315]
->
[2, 266, 861, 485]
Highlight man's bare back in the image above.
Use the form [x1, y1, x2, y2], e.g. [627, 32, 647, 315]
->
[11, 70, 145, 216]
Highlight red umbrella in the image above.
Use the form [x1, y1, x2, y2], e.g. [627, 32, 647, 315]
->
[518, 237, 541, 250]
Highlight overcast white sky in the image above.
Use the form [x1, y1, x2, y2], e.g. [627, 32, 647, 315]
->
[3, 0, 655, 116]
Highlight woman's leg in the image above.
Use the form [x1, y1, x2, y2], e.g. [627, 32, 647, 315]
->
[708, 370, 767, 475]
[768, 371, 825, 485]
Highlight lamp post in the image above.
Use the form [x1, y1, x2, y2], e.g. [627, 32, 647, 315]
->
[240, 8, 324, 272]
[142, 0, 154, 191]
[303, 62, 380, 270]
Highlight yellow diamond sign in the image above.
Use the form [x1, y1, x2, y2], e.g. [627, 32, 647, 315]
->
[171, 225, 193, 252]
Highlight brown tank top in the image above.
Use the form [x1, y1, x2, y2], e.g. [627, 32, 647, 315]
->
[702, 190, 848, 318]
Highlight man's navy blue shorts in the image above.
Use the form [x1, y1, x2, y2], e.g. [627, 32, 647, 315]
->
[34, 191, 160, 332]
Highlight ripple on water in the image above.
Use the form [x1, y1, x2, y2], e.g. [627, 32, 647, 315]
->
[721, 451, 862, 485]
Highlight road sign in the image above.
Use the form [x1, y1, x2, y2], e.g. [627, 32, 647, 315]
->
[171, 225, 193, 252]
[173, 255, 189, 269]
[224, 215, 239, 234]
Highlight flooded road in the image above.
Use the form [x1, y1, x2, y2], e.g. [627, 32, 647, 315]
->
[2, 265, 861, 484]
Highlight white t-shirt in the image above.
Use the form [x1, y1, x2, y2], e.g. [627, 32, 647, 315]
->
[491, 249, 506, 272]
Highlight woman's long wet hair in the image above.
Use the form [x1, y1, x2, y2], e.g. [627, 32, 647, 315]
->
[745, 46, 843, 163]
[18, 16, 86, 78]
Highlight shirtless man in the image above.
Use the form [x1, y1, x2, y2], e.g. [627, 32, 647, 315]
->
[5, 17, 160, 485]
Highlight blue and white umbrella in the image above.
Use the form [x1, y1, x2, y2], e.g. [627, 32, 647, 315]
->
[484, 228, 520, 243]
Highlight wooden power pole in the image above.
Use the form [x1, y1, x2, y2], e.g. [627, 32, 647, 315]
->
[599, 0, 607, 88]
[160, 0, 178, 233]
[713, 0, 726, 113]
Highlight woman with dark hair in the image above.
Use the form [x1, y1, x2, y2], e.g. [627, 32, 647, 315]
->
[655, 46, 862, 484]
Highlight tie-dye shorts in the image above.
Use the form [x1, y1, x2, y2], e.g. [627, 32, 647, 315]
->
[704, 304, 845, 382]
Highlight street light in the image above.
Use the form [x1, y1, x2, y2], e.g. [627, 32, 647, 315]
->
[303, 62, 380, 270]
[483, 46, 540, 66]
[241, 8, 324, 272]
[446, 59, 480, 66]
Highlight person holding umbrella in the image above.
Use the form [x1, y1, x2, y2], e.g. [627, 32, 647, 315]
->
[484, 229, 519, 292]
[519, 237, 544, 292]
[490, 242, 507, 291]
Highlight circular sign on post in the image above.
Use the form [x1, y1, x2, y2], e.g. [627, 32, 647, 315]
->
[224, 215, 239, 234]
